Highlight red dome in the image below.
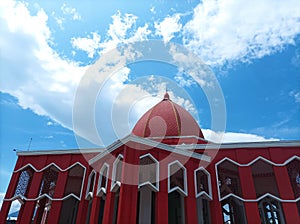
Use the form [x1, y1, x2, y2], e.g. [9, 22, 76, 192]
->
[132, 93, 204, 140]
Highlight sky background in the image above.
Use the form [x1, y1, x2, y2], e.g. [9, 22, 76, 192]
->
[0, 0, 300, 211]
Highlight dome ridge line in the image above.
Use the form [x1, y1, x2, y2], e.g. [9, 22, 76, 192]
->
[142, 106, 155, 137]
[169, 100, 181, 136]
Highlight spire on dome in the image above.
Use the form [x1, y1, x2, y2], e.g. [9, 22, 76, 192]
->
[163, 92, 170, 100]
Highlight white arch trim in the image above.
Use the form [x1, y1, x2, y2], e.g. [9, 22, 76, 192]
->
[215, 156, 300, 202]
[111, 154, 123, 192]
[168, 160, 188, 197]
[5, 162, 87, 202]
[14, 162, 87, 173]
[97, 163, 109, 197]
[138, 153, 159, 192]
[4, 192, 85, 202]
[86, 170, 96, 200]
[194, 167, 212, 200]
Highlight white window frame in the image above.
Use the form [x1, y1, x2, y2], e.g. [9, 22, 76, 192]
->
[111, 154, 123, 192]
[97, 163, 109, 198]
[168, 160, 187, 196]
[85, 170, 96, 200]
[194, 167, 212, 200]
[139, 153, 159, 192]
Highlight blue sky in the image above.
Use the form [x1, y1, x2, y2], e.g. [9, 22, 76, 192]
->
[0, 0, 300, 210]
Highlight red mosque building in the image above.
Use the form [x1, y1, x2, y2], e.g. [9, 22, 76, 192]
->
[0, 93, 299, 223]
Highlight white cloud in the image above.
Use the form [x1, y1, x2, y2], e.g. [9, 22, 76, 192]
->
[289, 90, 300, 103]
[71, 32, 101, 58]
[155, 14, 182, 43]
[183, 0, 300, 66]
[0, 0, 86, 130]
[61, 3, 81, 21]
[0, 0, 292, 148]
[70, 11, 151, 58]
[150, 6, 156, 14]
[202, 129, 279, 143]
[294, 92, 300, 103]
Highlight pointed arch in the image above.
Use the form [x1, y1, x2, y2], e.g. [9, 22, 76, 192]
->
[111, 154, 123, 192]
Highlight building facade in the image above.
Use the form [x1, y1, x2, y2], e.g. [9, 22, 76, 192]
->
[0, 93, 299, 223]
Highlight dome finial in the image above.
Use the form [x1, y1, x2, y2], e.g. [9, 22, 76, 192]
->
[164, 88, 170, 100]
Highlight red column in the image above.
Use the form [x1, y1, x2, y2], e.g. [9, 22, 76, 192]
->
[0, 157, 24, 223]
[184, 161, 197, 224]
[76, 167, 90, 224]
[17, 156, 47, 224]
[156, 154, 168, 224]
[238, 166, 261, 223]
[117, 146, 139, 224]
[101, 161, 115, 224]
[102, 191, 115, 224]
[273, 166, 300, 223]
[208, 161, 223, 224]
[0, 172, 20, 223]
[47, 156, 72, 223]
[17, 171, 44, 223]
[89, 175, 101, 224]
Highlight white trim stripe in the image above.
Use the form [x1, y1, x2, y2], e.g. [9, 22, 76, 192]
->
[215, 156, 300, 202]
[5, 162, 87, 201]
[14, 162, 86, 173]
[89, 135, 211, 165]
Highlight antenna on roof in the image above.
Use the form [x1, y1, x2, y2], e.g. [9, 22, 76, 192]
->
[27, 137, 32, 151]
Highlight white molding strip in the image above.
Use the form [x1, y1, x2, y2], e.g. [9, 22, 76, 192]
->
[215, 156, 300, 202]
[17, 148, 105, 156]
[5, 162, 87, 202]
[14, 162, 86, 173]
[89, 135, 211, 165]
[4, 192, 84, 202]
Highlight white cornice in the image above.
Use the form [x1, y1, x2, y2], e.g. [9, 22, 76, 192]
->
[17, 148, 105, 156]
[89, 135, 211, 165]
[16, 138, 299, 159]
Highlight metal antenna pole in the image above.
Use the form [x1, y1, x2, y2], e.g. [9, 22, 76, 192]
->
[27, 137, 32, 151]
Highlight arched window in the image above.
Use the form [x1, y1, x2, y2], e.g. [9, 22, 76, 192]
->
[97, 164, 109, 197]
[258, 197, 285, 224]
[139, 154, 159, 191]
[14, 167, 34, 199]
[194, 167, 212, 224]
[111, 155, 123, 192]
[63, 163, 85, 199]
[97, 164, 109, 224]
[6, 199, 22, 222]
[86, 170, 96, 199]
[251, 159, 279, 198]
[33, 165, 59, 223]
[168, 161, 187, 196]
[59, 163, 85, 224]
[111, 155, 123, 224]
[168, 161, 187, 224]
[217, 159, 242, 199]
[286, 158, 300, 199]
[221, 197, 246, 224]
[85, 170, 96, 224]
[137, 154, 158, 224]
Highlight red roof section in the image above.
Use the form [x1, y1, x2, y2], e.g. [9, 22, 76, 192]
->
[132, 93, 205, 140]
